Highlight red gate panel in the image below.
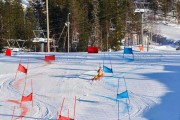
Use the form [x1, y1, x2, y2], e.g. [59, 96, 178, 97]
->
[88, 47, 98, 53]
[6, 49, 12, 56]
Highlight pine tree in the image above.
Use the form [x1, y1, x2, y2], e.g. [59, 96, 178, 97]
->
[0, 1, 3, 53]
[77, 0, 92, 52]
[91, 0, 100, 48]
[114, 0, 130, 50]
[176, 1, 180, 23]
[23, 7, 36, 50]
[1, 0, 25, 47]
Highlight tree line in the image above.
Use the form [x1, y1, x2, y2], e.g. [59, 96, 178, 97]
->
[0, 0, 180, 52]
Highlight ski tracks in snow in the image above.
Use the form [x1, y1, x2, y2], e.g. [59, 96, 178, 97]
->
[99, 53, 164, 119]
[0, 58, 57, 119]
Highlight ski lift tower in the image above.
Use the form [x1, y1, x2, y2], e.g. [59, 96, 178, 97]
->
[32, 30, 52, 52]
[107, 18, 116, 51]
[33, 30, 45, 52]
[133, 0, 150, 45]
[30, 0, 47, 52]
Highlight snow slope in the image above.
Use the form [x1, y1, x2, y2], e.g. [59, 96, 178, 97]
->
[155, 23, 180, 47]
[0, 46, 180, 120]
[0, 22, 180, 120]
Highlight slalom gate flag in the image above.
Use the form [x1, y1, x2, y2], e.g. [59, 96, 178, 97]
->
[117, 90, 129, 99]
[58, 115, 73, 120]
[103, 65, 113, 73]
[88, 47, 98, 53]
[124, 47, 133, 54]
[45, 55, 55, 61]
[21, 93, 33, 102]
[18, 64, 27, 74]
[5, 49, 11, 56]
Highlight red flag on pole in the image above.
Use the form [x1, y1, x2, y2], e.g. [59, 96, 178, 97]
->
[18, 64, 27, 74]
[31, 79, 34, 107]
[58, 115, 69, 120]
[11, 106, 16, 120]
[73, 96, 76, 120]
[58, 115, 74, 120]
[21, 93, 33, 102]
[57, 97, 75, 120]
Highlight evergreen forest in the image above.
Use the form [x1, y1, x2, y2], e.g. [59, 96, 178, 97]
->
[0, 0, 180, 52]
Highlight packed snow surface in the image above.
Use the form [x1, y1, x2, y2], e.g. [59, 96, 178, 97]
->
[0, 45, 180, 120]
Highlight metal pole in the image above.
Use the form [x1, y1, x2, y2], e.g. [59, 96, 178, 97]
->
[107, 33, 109, 52]
[46, 0, 50, 52]
[141, 12, 143, 45]
[101, 27, 103, 51]
[147, 35, 149, 52]
[24, 11, 26, 25]
[107, 21, 109, 52]
[68, 13, 70, 53]
[40, 42, 44, 52]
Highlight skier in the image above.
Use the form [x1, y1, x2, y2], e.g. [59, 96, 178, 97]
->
[92, 66, 104, 80]
[97, 66, 104, 77]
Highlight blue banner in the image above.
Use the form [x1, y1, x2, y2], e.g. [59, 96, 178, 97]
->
[117, 90, 129, 99]
[124, 47, 133, 54]
[103, 65, 113, 73]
